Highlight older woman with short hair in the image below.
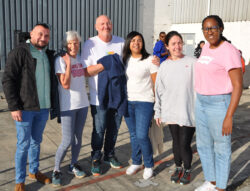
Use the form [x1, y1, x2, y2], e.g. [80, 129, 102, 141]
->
[52, 31, 89, 187]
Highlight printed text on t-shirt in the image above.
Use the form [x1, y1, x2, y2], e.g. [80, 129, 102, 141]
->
[71, 63, 84, 77]
[197, 56, 214, 65]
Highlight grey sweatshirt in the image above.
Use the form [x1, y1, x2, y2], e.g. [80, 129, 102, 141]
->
[154, 56, 196, 127]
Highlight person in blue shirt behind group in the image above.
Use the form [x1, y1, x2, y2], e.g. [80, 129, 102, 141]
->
[153, 32, 168, 63]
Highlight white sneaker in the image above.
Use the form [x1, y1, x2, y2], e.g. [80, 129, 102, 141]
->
[195, 181, 216, 191]
[143, 167, 153, 180]
[126, 165, 142, 175]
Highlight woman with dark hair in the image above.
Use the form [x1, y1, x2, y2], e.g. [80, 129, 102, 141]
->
[194, 40, 205, 58]
[154, 31, 196, 185]
[195, 15, 242, 191]
[123, 31, 159, 180]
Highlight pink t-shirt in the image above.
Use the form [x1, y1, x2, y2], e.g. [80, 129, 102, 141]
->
[195, 41, 241, 95]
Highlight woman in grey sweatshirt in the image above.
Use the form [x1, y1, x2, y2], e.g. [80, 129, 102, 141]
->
[154, 31, 196, 185]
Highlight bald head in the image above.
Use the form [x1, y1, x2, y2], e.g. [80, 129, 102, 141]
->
[95, 15, 112, 42]
[30, 24, 50, 49]
[96, 15, 111, 25]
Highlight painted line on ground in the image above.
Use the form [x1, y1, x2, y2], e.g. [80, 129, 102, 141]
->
[56, 155, 176, 191]
[56, 134, 250, 191]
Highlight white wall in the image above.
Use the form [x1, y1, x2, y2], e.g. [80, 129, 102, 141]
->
[140, 0, 173, 54]
[223, 21, 250, 65]
[139, 0, 155, 54]
[153, 0, 172, 45]
[170, 22, 250, 65]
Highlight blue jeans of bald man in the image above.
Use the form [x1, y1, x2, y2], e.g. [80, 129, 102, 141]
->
[90, 105, 122, 160]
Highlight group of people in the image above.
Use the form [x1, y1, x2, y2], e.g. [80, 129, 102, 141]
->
[2, 14, 243, 191]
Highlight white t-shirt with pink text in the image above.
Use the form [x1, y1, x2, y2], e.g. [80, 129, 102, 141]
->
[55, 55, 89, 111]
[195, 41, 241, 95]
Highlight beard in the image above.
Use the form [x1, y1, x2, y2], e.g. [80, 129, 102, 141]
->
[34, 43, 48, 49]
[31, 40, 49, 49]
[34, 45, 47, 49]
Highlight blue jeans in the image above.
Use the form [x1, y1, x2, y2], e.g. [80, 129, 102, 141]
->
[15, 109, 49, 183]
[195, 93, 231, 189]
[90, 105, 122, 160]
[124, 101, 154, 168]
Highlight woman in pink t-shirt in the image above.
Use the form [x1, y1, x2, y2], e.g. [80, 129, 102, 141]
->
[194, 15, 242, 191]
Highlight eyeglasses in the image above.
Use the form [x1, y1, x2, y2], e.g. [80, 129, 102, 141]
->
[202, 26, 220, 33]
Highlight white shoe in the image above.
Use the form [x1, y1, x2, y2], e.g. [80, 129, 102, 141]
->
[195, 181, 216, 191]
[126, 165, 142, 175]
[143, 167, 153, 180]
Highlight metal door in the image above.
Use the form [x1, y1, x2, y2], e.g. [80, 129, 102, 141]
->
[181, 33, 195, 57]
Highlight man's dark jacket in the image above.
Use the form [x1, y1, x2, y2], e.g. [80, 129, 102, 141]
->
[2, 43, 60, 120]
[97, 53, 127, 116]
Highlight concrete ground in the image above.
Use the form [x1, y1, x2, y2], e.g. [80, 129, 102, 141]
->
[0, 88, 249, 191]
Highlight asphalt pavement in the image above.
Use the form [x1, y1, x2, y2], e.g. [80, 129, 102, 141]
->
[0, 79, 249, 191]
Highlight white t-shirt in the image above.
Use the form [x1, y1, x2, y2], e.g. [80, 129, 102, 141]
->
[126, 55, 159, 103]
[55, 55, 89, 111]
[81, 35, 124, 105]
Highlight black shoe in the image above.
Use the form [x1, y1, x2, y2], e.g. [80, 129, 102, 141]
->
[171, 167, 182, 183]
[180, 169, 191, 185]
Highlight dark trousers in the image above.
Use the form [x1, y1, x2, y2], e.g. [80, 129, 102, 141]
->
[90, 105, 122, 161]
[169, 124, 195, 169]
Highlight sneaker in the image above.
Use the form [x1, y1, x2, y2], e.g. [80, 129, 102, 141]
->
[126, 164, 142, 175]
[180, 169, 191, 185]
[68, 164, 86, 179]
[143, 167, 154, 180]
[28, 171, 51, 184]
[171, 167, 182, 183]
[104, 156, 123, 169]
[52, 171, 62, 187]
[15, 183, 25, 191]
[91, 160, 102, 176]
[195, 181, 216, 191]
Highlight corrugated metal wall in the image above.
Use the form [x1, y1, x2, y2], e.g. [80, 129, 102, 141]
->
[172, 0, 208, 24]
[210, 0, 250, 21]
[0, 0, 140, 70]
[172, 0, 250, 24]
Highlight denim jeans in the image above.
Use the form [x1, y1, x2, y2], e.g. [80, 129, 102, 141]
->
[90, 105, 122, 160]
[124, 101, 154, 168]
[15, 109, 49, 183]
[195, 93, 231, 189]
